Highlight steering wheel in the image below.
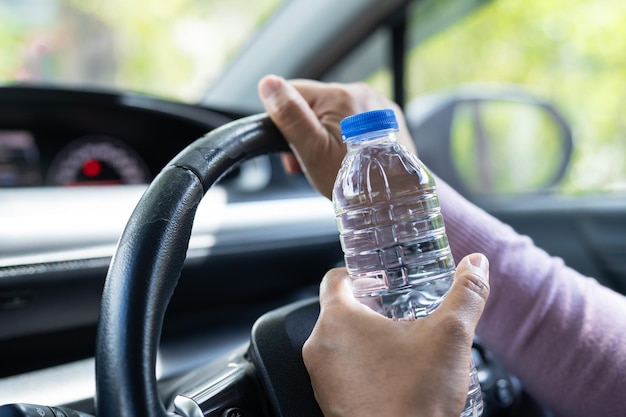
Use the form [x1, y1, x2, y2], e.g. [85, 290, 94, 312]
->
[95, 114, 531, 417]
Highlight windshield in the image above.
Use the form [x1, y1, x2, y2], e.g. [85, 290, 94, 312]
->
[0, 0, 284, 102]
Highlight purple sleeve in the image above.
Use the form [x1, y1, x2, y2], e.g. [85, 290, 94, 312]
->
[436, 177, 626, 417]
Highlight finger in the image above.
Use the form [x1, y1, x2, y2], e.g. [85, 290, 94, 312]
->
[434, 253, 490, 332]
[317, 268, 390, 327]
[291, 79, 388, 118]
[291, 79, 388, 136]
[304, 268, 353, 360]
[291, 79, 416, 152]
[258, 75, 327, 152]
[318, 267, 355, 309]
[258, 75, 338, 197]
[280, 152, 302, 174]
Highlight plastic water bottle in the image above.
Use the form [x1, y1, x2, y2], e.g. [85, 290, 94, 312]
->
[332, 109, 482, 417]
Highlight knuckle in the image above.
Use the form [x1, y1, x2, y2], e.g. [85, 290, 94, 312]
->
[327, 83, 356, 107]
[437, 312, 474, 342]
[271, 97, 302, 125]
[461, 268, 490, 301]
[302, 337, 315, 361]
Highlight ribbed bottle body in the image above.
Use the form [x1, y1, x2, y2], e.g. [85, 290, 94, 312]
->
[333, 140, 454, 320]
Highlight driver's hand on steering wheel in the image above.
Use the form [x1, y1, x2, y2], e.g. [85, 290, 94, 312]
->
[258, 75, 415, 200]
[302, 253, 490, 417]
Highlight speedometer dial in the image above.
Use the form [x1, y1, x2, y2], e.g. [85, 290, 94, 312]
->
[47, 136, 151, 186]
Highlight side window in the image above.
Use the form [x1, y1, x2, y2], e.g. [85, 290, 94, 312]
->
[323, 26, 393, 97]
[403, 0, 626, 197]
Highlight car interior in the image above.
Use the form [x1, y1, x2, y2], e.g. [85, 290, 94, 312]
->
[1, 0, 625, 416]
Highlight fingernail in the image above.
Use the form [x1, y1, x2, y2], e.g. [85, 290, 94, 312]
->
[259, 75, 284, 102]
[468, 253, 489, 273]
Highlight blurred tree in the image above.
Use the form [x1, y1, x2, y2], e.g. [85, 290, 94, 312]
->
[0, 0, 282, 101]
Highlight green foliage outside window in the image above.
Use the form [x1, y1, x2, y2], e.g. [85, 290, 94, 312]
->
[407, 0, 626, 195]
[0, 0, 282, 101]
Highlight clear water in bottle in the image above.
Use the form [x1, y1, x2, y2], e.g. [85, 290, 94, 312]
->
[333, 109, 482, 417]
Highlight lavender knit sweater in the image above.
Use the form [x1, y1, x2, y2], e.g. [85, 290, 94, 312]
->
[437, 178, 626, 417]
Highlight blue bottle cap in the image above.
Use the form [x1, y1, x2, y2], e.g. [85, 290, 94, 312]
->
[340, 109, 399, 142]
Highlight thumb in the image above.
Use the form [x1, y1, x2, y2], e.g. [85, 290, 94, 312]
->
[258, 75, 341, 198]
[258, 75, 327, 151]
[435, 253, 490, 334]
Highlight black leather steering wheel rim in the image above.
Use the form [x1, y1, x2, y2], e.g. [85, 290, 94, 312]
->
[95, 113, 289, 417]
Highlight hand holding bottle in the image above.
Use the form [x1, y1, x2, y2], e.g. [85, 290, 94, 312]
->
[302, 254, 489, 417]
[258, 75, 415, 199]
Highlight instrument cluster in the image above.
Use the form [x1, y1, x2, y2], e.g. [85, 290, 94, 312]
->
[0, 130, 152, 187]
[0, 85, 234, 189]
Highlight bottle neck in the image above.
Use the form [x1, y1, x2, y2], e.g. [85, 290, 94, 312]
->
[344, 129, 399, 150]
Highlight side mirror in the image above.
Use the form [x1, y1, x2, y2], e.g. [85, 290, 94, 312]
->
[405, 85, 573, 197]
